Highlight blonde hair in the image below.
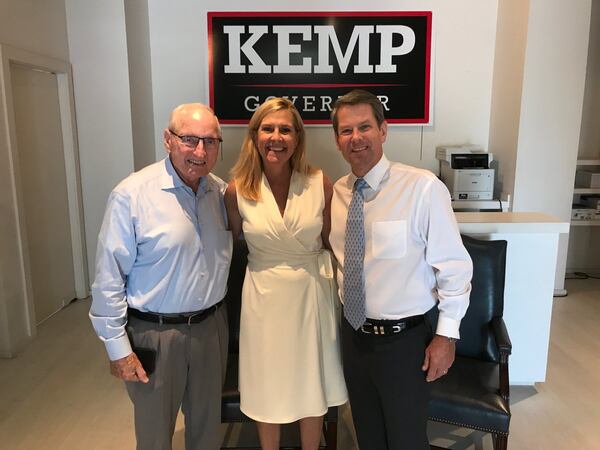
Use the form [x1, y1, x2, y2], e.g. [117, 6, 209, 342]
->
[231, 97, 313, 201]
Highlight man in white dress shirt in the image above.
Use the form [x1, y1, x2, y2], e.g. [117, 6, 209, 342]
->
[90, 103, 232, 450]
[329, 90, 473, 450]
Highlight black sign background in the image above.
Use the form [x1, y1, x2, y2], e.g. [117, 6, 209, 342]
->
[208, 12, 432, 125]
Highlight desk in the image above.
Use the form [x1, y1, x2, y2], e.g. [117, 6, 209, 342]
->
[451, 199, 510, 211]
[456, 212, 569, 385]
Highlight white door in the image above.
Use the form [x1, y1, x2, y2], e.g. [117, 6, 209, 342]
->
[10, 63, 76, 324]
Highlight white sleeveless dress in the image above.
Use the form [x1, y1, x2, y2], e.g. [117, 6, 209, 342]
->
[237, 170, 348, 423]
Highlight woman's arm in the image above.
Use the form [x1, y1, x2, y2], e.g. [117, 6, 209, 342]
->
[321, 173, 333, 250]
[224, 180, 243, 240]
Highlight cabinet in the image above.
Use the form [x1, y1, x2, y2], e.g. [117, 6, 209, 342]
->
[571, 159, 600, 226]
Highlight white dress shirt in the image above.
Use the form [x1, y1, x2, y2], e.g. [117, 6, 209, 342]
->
[90, 157, 232, 360]
[330, 154, 472, 339]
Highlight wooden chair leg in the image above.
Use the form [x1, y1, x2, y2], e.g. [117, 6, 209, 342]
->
[493, 433, 508, 450]
[323, 420, 337, 450]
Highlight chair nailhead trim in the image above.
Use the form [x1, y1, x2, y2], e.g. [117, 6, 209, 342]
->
[429, 416, 509, 436]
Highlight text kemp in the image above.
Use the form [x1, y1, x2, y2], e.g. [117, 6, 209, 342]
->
[223, 25, 416, 74]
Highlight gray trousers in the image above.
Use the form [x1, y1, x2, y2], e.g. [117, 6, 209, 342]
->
[125, 305, 228, 450]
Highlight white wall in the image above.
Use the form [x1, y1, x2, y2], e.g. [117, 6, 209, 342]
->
[65, 0, 135, 280]
[512, 0, 591, 218]
[147, 0, 498, 181]
[0, 0, 71, 356]
[578, 0, 600, 160]
[124, 0, 156, 171]
[0, 0, 70, 61]
[488, 0, 529, 201]
[0, 84, 27, 356]
[511, 0, 592, 290]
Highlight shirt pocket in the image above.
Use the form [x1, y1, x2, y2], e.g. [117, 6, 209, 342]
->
[372, 220, 407, 259]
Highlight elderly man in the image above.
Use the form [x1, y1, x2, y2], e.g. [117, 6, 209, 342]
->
[90, 103, 232, 450]
[329, 90, 473, 450]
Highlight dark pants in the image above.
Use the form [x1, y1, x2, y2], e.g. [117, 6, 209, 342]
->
[341, 316, 432, 450]
[125, 305, 228, 450]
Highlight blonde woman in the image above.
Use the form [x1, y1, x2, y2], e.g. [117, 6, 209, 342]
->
[225, 98, 347, 450]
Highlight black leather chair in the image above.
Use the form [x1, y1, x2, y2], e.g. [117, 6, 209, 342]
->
[221, 239, 338, 450]
[428, 235, 512, 450]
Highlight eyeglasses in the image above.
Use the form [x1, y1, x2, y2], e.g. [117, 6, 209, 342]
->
[169, 130, 222, 150]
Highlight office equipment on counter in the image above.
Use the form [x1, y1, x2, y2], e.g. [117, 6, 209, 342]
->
[572, 194, 600, 221]
[571, 160, 600, 227]
[571, 205, 600, 221]
[436, 145, 494, 200]
[579, 194, 600, 210]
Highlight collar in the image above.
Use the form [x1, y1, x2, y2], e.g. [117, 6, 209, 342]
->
[347, 154, 390, 192]
[160, 157, 211, 194]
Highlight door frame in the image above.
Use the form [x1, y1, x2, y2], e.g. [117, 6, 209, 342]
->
[0, 44, 88, 337]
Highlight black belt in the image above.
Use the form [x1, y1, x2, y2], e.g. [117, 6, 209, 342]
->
[128, 300, 224, 325]
[357, 315, 424, 336]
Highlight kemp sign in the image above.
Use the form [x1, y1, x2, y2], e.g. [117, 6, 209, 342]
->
[208, 12, 432, 125]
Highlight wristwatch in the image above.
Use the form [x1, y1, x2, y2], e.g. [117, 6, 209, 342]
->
[438, 334, 457, 343]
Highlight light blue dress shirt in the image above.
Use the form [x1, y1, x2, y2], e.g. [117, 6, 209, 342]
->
[90, 158, 232, 360]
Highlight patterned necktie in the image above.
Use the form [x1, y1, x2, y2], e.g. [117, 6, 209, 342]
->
[344, 177, 368, 330]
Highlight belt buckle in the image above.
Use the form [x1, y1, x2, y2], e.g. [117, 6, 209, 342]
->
[392, 323, 406, 334]
[360, 323, 387, 335]
[359, 320, 407, 335]
[186, 304, 215, 325]
[187, 310, 204, 325]
[186, 311, 201, 325]
[360, 322, 373, 334]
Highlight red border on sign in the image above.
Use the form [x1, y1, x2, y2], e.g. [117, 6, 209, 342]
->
[207, 11, 432, 125]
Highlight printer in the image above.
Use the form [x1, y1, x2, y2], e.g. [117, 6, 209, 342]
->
[436, 145, 494, 200]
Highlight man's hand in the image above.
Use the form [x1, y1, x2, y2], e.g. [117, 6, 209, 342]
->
[422, 335, 456, 382]
[110, 352, 149, 383]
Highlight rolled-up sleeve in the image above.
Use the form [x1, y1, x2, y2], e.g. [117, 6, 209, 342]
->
[89, 191, 137, 361]
[424, 179, 473, 339]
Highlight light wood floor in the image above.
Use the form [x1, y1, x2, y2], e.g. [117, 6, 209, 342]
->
[1, 278, 599, 449]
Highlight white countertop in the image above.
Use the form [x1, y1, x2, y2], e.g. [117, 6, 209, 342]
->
[455, 212, 570, 234]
